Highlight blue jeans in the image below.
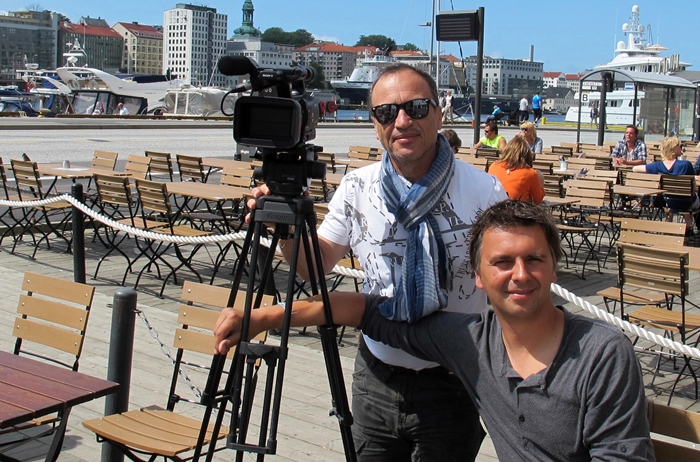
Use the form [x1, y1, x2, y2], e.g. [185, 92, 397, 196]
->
[352, 340, 484, 461]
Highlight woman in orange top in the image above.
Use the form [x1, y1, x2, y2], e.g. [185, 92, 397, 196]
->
[488, 137, 545, 204]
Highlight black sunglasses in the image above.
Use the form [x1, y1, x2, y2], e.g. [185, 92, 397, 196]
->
[371, 98, 437, 125]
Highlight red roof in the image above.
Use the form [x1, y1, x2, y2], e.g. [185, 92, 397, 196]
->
[543, 72, 564, 78]
[294, 43, 357, 53]
[115, 22, 162, 38]
[61, 22, 122, 39]
[565, 73, 582, 80]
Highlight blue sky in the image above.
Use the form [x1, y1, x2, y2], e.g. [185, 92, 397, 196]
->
[12, 0, 699, 73]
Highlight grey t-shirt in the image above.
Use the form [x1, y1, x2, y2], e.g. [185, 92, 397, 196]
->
[360, 295, 655, 461]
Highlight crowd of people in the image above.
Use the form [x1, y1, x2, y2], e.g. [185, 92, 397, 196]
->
[211, 64, 688, 461]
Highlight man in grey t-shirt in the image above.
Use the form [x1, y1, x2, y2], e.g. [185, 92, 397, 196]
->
[215, 200, 655, 461]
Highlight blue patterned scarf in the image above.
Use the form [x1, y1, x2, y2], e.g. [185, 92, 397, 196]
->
[378, 135, 455, 323]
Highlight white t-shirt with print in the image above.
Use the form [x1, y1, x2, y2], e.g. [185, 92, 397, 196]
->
[319, 160, 507, 369]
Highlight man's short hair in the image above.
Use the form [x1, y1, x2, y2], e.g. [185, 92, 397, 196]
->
[625, 125, 639, 136]
[440, 129, 461, 150]
[485, 121, 498, 135]
[369, 63, 438, 109]
[469, 200, 563, 273]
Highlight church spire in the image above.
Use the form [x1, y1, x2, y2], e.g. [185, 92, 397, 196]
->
[233, 0, 261, 37]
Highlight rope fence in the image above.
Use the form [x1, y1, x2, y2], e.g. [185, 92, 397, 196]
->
[3, 193, 700, 361]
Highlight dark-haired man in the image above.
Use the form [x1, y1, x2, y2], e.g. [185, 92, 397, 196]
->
[242, 63, 506, 460]
[612, 125, 647, 166]
[216, 200, 654, 461]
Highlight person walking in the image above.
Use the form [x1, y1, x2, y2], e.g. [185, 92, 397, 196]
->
[532, 91, 543, 125]
[442, 89, 454, 123]
[518, 95, 529, 123]
[243, 63, 507, 461]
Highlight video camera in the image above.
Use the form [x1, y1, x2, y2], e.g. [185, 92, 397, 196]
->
[217, 56, 326, 196]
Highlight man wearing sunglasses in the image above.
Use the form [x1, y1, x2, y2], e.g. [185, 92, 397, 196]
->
[474, 121, 507, 150]
[244, 63, 506, 461]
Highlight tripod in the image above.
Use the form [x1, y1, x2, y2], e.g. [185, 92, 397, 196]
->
[209, 194, 356, 462]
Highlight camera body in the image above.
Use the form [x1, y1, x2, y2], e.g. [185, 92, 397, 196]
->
[218, 56, 326, 196]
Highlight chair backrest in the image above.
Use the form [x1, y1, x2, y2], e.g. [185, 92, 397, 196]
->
[542, 174, 564, 198]
[176, 154, 205, 182]
[94, 173, 136, 214]
[550, 146, 573, 156]
[586, 169, 620, 184]
[172, 282, 271, 404]
[10, 159, 43, 199]
[532, 160, 553, 175]
[13, 272, 95, 371]
[564, 178, 608, 207]
[346, 159, 376, 171]
[91, 150, 119, 170]
[566, 157, 597, 168]
[348, 146, 372, 160]
[536, 153, 562, 163]
[560, 142, 580, 153]
[124, 154, 152, 179]
[316, 152, 337, 173]
[618, 218, 686, 248]
[220, 167, 252, 189]
[660, 175, 696, 198]
[648, 400, 700, 461]
[145, 150, 173, 181]
[624, 172, 661, 188]
[616, 243, 688, 320]
[135, 178, 172, 218]
[475, 147, 499, 158]
[0, 157, 16, 200]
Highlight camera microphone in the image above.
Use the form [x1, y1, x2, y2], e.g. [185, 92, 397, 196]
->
[217, 55, 257, 76]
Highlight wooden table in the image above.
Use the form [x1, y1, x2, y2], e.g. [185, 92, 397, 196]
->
[542, 196, 580, 207]
[0, 350, 118, 460]
[37, 164, 125, 179]
[613, 185, 666, 197]
[166, 181, 247, 202]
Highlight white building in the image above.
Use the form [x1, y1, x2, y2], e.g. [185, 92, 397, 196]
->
[463, 56, 543, 96]
[543, 71, 566, 88]
[162, 3, 230, 86]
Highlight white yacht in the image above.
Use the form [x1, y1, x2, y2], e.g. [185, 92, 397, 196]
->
[330, 51, 395, 105]
[565, 5, 690, 124]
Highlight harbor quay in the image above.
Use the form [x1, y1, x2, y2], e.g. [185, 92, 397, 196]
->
[0, 120, 698, 461]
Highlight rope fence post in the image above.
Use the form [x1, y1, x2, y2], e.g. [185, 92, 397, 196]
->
[71, 183, 86, 284]
[102, 288, 137, 462]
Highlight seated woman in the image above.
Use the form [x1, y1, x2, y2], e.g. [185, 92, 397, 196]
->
[488, 137, 545, 204]
[518, 121, 543, 154]
[485, 104, 503, 122]
[474, 121, 507, 150]
[633, 136, 700, 234]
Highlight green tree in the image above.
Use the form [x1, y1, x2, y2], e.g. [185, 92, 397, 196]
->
[307, 62, 325, 89]
[262, 27, 314, 48]
[288, 29, 314, 48]
[261, 27, 288, 44]
[355, 35, 396, 50]
[402, 43, 420, 52]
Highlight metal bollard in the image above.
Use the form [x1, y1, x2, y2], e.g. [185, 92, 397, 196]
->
[102, 288, 137, 462]
[71, 183, 86, 284]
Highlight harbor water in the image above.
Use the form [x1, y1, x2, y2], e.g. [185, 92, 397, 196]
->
[334, 109, 567, 123]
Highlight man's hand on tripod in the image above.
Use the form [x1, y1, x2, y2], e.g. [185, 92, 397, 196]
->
[213, 293, 367, 355]
[244, 184, 272, 223]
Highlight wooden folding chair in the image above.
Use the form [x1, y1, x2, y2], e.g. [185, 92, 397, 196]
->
[145, 150, 174, 181]
[123, 154, 152, 180]
[0, 272, 95, 455]
[648, 400, 700, 461]
[10, 159, 72, 259]
[83, 282, 272, 462]
[0, 157, 21, 246]
[597, 218, 685, 314]
[617, 243, 700, 404]
[131, 179, 216, 297]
